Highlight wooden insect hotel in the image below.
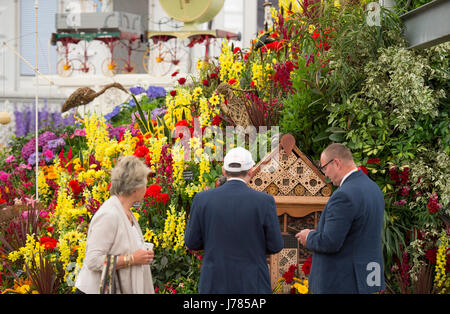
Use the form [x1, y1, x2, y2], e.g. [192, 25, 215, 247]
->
[248, 133, 332, 291]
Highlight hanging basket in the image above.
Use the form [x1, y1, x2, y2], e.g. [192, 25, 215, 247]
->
[0, 112, 11, 125]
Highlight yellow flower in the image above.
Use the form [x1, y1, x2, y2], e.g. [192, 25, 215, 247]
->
[434, 232, 449, 293]
[293, 282, 308, 294]
[132, 211, 140, 222]
[209, 95, 220, 106]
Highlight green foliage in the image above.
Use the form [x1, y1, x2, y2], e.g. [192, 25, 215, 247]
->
[151, 249, 201, 293]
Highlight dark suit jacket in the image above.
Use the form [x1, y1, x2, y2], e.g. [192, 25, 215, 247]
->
[185, 180, 284, 294]
[306, 170, 385, 293]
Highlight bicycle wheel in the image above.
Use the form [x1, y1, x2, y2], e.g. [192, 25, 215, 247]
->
[56, 59, 74, 77]
[143, 43, 173, 77]
[102, 58, 118, 77]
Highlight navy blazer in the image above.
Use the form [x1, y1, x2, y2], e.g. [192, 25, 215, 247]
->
[306, 170, 385, 294]
[185, 180, 284, 294]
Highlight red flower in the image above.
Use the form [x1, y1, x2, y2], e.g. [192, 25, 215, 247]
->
[0, 199, 6, 204]
[145, 184, 162, 198]
[270, 32, 279, 39]
[171, 71, 179, 77]
[174, 120, 193, 139]
[302, 257, 312, 275]
[175, 120, 190, 128]
[233, 47, 241, 54]
[40, 236, 58, 251]
[312, 30, 321, 41]
[210, 73, 218, 79]
[367, 158, 381, 165]
[427, 193, 442, 214]
[46, 226, 54, 234]
[177, 77, 186, 85]
[358, 166, 368, 175]
[425, 248, 437, 264]
[134, 145, 149, 158]
[170, 90, 177, 97]
[261, 40, 285, 53]
[68, 180, 83, 196]
[202, 79, 209, 86]
[157, 193, 170, 205]
[227, 78, 237, 85]
[211, 115, 222, 126]
[282, 265, 297, 284]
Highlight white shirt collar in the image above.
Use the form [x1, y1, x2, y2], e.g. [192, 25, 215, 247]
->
[340, 168, 358, 186]
[227, 177, 247, 184]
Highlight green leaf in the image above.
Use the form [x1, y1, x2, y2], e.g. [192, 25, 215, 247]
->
[329, 132, 344, 142]
[326, 127, 346, 133]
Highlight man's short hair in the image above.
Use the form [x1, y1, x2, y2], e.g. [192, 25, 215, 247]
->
[322, 143, 354, 162]
[225, 162, 249, 178]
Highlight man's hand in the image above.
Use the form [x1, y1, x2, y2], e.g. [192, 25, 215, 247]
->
[295, 229, 312, 247]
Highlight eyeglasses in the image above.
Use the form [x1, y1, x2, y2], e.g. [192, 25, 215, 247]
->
[319, 159, 334, 172]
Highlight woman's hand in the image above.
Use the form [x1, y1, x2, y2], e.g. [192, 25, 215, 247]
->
[132, 249, 154, 265]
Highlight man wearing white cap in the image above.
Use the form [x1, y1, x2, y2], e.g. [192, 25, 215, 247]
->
[185, 147, 284, 294]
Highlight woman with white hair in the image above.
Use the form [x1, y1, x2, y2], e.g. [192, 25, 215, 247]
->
[75, 155, 155, 294]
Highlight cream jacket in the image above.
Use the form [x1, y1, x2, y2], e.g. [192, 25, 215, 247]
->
[75, 195, 155, 294]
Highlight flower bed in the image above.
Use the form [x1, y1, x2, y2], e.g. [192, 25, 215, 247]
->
[0, 1, 449, 294]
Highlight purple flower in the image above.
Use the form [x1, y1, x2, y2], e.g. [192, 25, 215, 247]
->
[151, 107, 167, 120]
[22, 138, 37, 161]
[47, 138, 66, 150]
[128, 98, 137, 107]
[130, 86, 146, 95]
[108, 126, 127, 140]
[146, 86, 167, 99]
[104, 105, 122, 120]
[28, 152, 39, 166]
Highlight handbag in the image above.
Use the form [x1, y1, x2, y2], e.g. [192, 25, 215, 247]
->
[99, 255, 123, 294]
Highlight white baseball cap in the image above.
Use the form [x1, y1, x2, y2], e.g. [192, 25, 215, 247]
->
[223, 147, 255, 172]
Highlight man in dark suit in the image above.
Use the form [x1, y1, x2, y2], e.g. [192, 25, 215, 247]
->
[185, 147, 284, 293]
[296, 143, 385, 293]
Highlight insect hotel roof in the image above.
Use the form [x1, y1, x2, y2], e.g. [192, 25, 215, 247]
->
[249, 133, 332, 225]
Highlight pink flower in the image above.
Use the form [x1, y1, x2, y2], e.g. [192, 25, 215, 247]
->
[43, 150, 54, 159]
[71, 128, 86, 139]
[0, 171, 11, 182]
[19, 164, 32, 170]
[5, 155, 15, 163]
[394, 199, 407, 206]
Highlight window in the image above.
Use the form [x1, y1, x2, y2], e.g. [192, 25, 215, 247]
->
[20, 0, 58, 76]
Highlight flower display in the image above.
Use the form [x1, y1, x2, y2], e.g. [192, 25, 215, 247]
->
[0, 0, 448, 295]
